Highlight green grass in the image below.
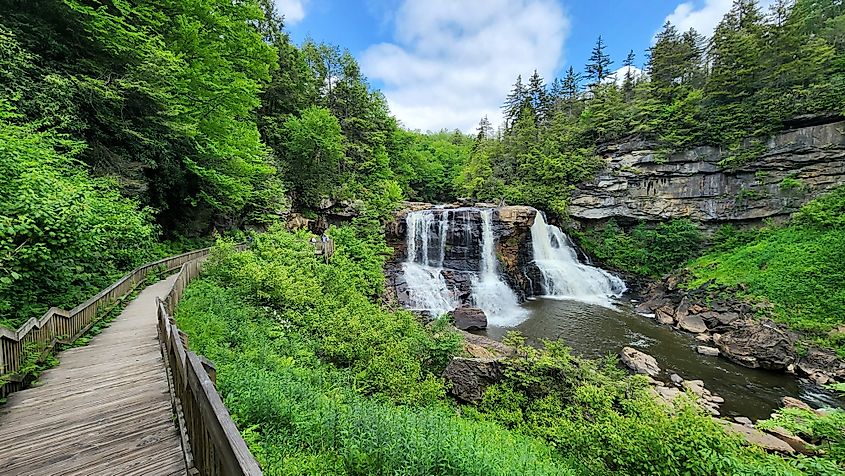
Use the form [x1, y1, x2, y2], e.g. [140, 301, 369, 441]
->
[685, 188, 845, 355]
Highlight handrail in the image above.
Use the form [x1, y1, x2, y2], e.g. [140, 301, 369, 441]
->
[157, 245, 262, 476]
[0, 247, 212, 398]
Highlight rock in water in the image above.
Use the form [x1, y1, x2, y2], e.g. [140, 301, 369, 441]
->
[696, 345, 720, 357]
[714, 320, 796, 370]
[442, 357, 503, 402]
[450, 307, 488, 331]
[678, 314, 708, 333]
[620, 347, 661, 377]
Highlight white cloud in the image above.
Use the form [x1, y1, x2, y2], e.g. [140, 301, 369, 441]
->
[662, 0, 774, 37]
[603, 65, 645, 86]
[361, 0, 570, 132]
[276, 0, 310, 25]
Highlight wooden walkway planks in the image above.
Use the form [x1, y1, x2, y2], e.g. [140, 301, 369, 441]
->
[0, 276, 186, 476]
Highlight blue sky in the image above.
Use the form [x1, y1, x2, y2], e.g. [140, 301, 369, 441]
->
[276, 0, 765, 132]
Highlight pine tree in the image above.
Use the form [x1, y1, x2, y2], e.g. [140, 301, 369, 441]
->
[622, 50, 636, 99]
[560, 66, 582, 118]
[475, 116, 493, 141]
[527, 69, 548, 123]
[585, 36, 613, 85]
[502, 75, 529, 128]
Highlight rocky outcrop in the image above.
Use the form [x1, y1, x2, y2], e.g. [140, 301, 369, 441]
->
[620, 347, 661, 377]
[719, 420, 795, 454]
[636, 278, 845, 383]
[714, 320, 797, 370]
[569, 120, 845, 226]
[384, 204, 542, 311]
[450, 307, 487, 331]
[442, 357, 503, 402]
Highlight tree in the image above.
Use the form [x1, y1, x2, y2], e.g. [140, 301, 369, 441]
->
[585, 36, 613, 85]
[622, 50, 637, 99]
[281, 107, 346, 207]
[527, 69, 549, 123]
[502, 75, 529, 128]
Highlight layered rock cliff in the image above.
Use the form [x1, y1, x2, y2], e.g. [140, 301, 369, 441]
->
[569, 121, 845, 226]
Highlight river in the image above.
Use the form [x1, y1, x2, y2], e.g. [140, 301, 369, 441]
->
[482, 296, 843, 420]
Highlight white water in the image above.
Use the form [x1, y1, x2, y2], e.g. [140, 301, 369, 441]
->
[403, 210, 458, 316]
[530, 211, 626, 307]
[470, 209, 529, 326]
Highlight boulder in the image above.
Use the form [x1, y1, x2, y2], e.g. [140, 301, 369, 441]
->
[450, 307, 487, 331]
[695, 334, 712, 343]
[734, 416, 753, 427]
[781, 396, 813, 412]
[496, 206, 537, 227]
[442, 357, 503, 402]
[714, 320, 797, 370]
[678, 314, 708, 333]
[696, 345, 720, 357]
[670, 373, 684, 385]
[620, 347, 661, 377]
[683, 379, 706, 397]
[796, 347, 845, 382]
[766, 426, 813, 454]
[655, 306, 675, 325]
[460, 331, 516, 358]
[718, 420, 795, 454]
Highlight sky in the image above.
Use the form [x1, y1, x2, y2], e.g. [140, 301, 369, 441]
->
[276, 0, 769, 132]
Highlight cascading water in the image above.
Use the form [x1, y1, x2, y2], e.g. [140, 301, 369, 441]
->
[470, 209, 528, 326]
[530, 211, 626, 306]
[402, 209, 457, 316]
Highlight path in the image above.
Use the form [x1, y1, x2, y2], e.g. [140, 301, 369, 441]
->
[0, 275, 185, 476]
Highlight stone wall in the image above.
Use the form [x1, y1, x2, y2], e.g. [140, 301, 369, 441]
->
[569, 121, 845, 226]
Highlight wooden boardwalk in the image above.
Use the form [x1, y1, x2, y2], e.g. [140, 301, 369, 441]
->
[0, 275, 186, 476]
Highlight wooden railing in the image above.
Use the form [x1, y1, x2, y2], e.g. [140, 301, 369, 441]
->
[157, 246, 262, 476]
[0, 247, 211, 398]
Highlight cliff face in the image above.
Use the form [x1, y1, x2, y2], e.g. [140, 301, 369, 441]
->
[384, 204, 539, 312]
[569, 121, 845, 225]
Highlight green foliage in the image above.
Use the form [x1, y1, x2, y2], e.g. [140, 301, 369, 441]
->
[685, 187, 845, 354]
[759, 407, 845, 467]
[467, 337, 803, 475]
[0, 100, 157, 328]
[574, 219, 704, 277]
[175, 241, 573, 475]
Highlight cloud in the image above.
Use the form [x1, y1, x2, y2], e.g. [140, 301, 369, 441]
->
[662, 0, 774, 37]
[276, 0, 310, 25]
[361, 0, 570, 133]
[603, 65, 645, 86]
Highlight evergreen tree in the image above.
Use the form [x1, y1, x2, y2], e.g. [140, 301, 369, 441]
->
[527, 69, 548, 123]
[622, 50, 637, 99]
[502, 75, 529, 128]
[585, 36, 613, 85]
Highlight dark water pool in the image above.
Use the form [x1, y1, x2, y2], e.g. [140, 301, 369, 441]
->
[481, 297, 843, 420]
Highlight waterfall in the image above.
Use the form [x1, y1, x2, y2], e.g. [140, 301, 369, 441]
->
[530, 211, 626, 306]
[470, 209, 528, 326]
[402, 210, 458, 316]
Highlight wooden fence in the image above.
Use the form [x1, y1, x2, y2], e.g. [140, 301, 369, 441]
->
[0, 247, 211, 398]
[157, 251, 262, 476]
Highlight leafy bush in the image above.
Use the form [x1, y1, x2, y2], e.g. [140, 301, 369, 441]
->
[465, 336, 802, 476]
[574, 219, 703, 277]
[759, 408, 845, 467]
[0, 101, 157, 328]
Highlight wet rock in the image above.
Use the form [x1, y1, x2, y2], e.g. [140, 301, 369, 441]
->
[781, 396, 813, 412]
[450, 307, 487, 331]
[442, 357, 503, 402]
[696, 345, 720, 357]
[670, 373, 684, 385]
[695, 334, 712, 343]
[678, 314, 708, 333]
[620, 347, 661, 377]
[796, 347, 845, 383]
[714, 320, 797, 370]
[718, 420, 795, 454]
[734, 416, 754, 427]
[655, 306, 675, 325]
